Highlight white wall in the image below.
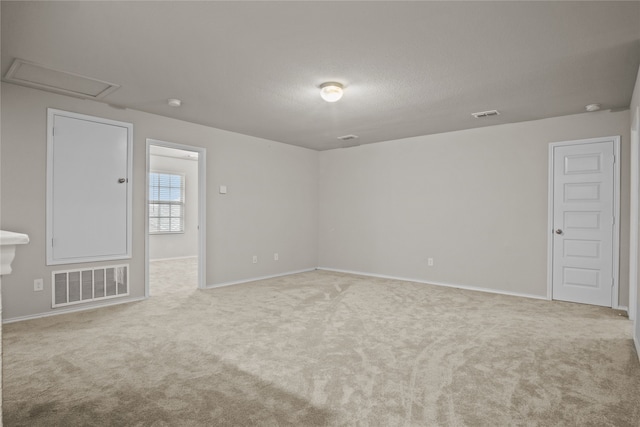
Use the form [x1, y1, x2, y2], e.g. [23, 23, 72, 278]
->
[1, 81, 635, 322]
[149, 154, 198, 260]
[318, 111, 631, 304]
[0, 83, 319, 321]
[631, 64, 640, 359]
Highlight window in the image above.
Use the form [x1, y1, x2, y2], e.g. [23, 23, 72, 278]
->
[149, 172, 185, 233]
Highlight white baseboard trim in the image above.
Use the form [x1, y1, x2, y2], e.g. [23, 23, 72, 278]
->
[613, 305, 629, 314]
[206, 268, 316, 290]
[635, 328, 640, 363]
[3, 296, 147, 324]
[317, 267, 548, 301]
[149, 255, 198, 262]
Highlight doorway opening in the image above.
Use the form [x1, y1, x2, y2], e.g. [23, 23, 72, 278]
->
[145, 139, 206, 297]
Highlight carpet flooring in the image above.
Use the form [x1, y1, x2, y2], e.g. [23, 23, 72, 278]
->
[3, 262, 640, 426]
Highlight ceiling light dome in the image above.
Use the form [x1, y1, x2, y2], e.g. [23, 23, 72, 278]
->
[320, 82, 344, 102]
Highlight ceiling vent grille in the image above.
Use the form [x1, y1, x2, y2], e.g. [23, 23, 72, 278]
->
[471, 110, 500, 118]
[337, 135, 359, 141]
[4, 58, 120, 99]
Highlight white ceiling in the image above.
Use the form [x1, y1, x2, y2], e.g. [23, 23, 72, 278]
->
[150, 145, 198, 160]
[2, 1, 639, 151]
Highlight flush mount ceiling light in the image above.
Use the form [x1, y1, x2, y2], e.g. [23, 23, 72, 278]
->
[320, 82, 344, 102]
[168, 98, 182, 107]
[585, 103, 601, 112]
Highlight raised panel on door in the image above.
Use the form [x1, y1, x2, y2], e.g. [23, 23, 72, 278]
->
[47, 110, 133, 265]
[563, 182, 600, 202]
[550, 138, 617, 307]
[563, 239, 600, 258]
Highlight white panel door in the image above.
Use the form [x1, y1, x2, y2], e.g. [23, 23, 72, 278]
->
[551, 139, 617, 307]
[48, 110, 132, 264]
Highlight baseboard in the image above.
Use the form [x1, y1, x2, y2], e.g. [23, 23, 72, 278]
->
[614, 305, 629, 314]
[205, 268, 316, 289]
[635, 328, 640, 363]
[3, 296, 147, 324]
[317, 267, 548, 301]
[149, 255, 198, 262]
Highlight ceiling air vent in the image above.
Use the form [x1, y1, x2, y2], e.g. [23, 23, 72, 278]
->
[337, 135, 359, 142]
[4, 58, 120, 99]
[471, 110, 500, 118]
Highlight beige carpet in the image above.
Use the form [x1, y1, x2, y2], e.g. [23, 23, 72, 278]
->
[3, 266, 640, 426]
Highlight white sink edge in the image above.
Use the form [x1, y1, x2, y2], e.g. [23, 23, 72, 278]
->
[0, 230, 30, 246]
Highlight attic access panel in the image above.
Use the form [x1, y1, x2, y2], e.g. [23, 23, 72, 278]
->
[4, 59, 120, 99]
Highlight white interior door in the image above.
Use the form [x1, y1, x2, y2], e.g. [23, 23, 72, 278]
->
[550, 138, 619, 307]
[47, 110, 133, 264]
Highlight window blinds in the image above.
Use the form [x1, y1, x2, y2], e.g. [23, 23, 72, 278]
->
[149, 172, 185, 233]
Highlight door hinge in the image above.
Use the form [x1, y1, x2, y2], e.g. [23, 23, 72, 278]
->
[612, 216, 615, 225]
[52, 127, 55, 136]
[612, 155, 615, 164]
[51, 238, 55, 247]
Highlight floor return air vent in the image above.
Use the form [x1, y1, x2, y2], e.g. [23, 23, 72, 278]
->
[52, 264, 129, 308]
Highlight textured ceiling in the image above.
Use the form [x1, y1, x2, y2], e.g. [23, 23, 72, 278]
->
[150, 145, 198, 161]
[2, 1, 640, 151]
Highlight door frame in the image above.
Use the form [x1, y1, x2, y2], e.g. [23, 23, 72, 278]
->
[547, 136, 621, 308]
[145, 138, 207, 297]
[630, 107, 639, 321]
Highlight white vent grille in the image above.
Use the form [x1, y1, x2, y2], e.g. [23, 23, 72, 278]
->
[471, 110, 500, 118]
[337, 134, 359, 141]
[52, 265, 129, 308]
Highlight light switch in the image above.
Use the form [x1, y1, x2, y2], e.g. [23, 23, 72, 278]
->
[219, 185, 227, 194]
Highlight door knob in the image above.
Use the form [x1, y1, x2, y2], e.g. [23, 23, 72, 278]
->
[118, 178, 126, 183]
[555, 229, 563, 235]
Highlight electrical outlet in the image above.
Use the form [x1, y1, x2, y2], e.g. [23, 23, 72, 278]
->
[34, 278, 44, 292]
[253, 255, 258, 264]
[274, 253, 279, 261]
[427, 258, 434, 267]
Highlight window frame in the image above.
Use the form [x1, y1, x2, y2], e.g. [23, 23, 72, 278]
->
[148, 170, 186, 235]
